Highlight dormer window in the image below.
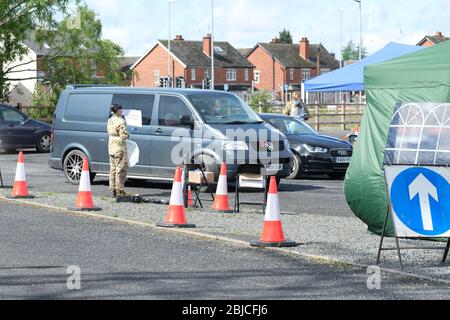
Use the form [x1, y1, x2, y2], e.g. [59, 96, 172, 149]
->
[214, 46, 225, 54]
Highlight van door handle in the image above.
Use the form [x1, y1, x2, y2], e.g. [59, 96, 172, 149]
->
[155, 128, 163, 134]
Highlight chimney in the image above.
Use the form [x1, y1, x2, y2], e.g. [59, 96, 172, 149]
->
[271, 37, 279, 44]
[435, 31, 443, 37]
[174, 35, 184, 41]
[203, 34, 212, 57]
[300, 37, 309, 59]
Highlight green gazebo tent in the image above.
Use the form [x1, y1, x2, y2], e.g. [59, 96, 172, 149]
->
[344, 40, 450, 236]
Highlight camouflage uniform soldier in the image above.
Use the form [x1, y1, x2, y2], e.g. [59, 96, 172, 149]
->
[107, 104, 130, 197]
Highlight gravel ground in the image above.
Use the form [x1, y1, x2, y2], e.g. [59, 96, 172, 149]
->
[2, 188, 450, 283]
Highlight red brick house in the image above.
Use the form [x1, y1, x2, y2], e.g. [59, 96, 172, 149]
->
[417, 31, 450, 47]
[131, 34, 255, 91]
[245, 37, 339, 97]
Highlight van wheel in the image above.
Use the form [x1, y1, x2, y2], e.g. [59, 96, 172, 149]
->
[63, 150, 96, 185]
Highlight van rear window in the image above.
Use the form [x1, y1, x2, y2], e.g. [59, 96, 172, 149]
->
[65, 93, 112, 122]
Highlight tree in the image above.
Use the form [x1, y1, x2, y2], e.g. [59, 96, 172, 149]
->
[341, 40, 368, 61]
[278, 29, 293, 44]
[0, 0, 69, 102]
[40, 5, 125, 100]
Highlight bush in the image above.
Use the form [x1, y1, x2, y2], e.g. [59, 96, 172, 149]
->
[248, 89, 273, 113]
[28, 83, 57, 121]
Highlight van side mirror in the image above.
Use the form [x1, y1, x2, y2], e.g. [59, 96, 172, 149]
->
[180, 115, 195, 129]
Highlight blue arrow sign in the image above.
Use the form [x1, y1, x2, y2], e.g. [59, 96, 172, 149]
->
[390, 167, 450, 236]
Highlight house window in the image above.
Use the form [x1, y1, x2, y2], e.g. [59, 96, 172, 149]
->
[289, 68, 294, 81]
[153, 70, 160, 84]
[244, 69, 249, 81]
[226, 69, 236, 81]
[191, 68, 196, 81]
[254, 70, 260, 84]
[301, 69, 311, 81]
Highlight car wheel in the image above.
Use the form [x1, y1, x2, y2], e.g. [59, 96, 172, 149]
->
[287, 154, 303, 180]
[328, 172, 346, 180]
[36, 132, 51, 153]
[63, 150, 96, 185]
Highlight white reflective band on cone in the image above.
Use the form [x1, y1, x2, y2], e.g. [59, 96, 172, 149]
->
[264, 194, 281, 221]
[181, 171, 186, 188]
[14, 163, 26, 182]
[216, 175, 228, 195]
[78, 170, 92, 192]
[170, 182, 184, 206]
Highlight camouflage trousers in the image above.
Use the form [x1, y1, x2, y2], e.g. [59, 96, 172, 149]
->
[109, 152, 128, 193]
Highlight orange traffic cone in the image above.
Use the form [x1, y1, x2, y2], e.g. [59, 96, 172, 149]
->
[68, 158, 101, 211]
[181, 170, 194, 208]
[187, 185, 194, 207]
[157, 167, 195, 228]
[211, 163, 235, 213]
[251, 176, 297, 248]
[8, 151, 34, 199]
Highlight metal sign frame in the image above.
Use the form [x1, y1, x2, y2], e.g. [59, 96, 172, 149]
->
[377, 165, 450, 269]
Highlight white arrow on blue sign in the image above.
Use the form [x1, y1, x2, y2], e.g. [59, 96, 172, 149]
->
[408, 174, 439, 231]
[385, 166, 450, 238]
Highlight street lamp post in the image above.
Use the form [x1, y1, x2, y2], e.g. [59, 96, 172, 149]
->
[339, 8, 346, 68]
[354, 0, 362, 60]
[168, 0, 175, 87]
[210, 0, 215, 90]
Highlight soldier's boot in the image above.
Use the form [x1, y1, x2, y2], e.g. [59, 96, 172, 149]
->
[111, 190, 117, 198]
[116, 190, 131, 197]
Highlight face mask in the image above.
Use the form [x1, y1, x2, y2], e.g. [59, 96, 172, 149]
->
[293, 100, 301, 104]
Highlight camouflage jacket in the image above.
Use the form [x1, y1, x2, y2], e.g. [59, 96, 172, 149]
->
[107, 114, 129, 155]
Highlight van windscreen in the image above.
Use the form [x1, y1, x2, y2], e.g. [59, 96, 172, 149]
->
[187, 93, 263, 125]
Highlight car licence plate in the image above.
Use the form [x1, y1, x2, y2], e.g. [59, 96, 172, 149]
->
[335, 157, 352, 164]
[264, 164, 283, 173]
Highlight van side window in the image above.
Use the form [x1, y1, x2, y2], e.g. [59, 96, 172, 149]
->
[158, 96, 193, 127]
[65, 94, 112, 123]
[112, 94, 155, 126]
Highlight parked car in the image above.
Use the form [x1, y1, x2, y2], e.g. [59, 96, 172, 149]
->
[260, 114, 353, 179]
[0, 104, 52, 153]
[49, 86, 293, 185]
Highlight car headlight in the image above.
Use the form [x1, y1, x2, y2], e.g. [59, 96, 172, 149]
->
[223, 141, 249, 151]
[305, 145, 328, 153]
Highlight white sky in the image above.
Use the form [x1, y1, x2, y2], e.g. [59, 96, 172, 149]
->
[82, 0, 449, 57]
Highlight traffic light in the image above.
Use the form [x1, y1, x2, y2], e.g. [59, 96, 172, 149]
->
[159, 77, 165, 87]
[204, 77, 211, 90]
[176, 76, 185, 88]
